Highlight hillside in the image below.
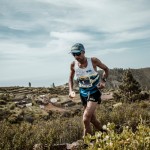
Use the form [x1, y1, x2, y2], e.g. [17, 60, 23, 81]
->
[98, 67, 150, 90]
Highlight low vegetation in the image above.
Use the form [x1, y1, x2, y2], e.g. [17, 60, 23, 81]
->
[84, 122, 150, 150]
[0, 69, 149, 149]
[0, 100, 149, 150]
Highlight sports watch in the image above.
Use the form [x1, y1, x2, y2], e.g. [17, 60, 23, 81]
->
[102, 77, 107, 82]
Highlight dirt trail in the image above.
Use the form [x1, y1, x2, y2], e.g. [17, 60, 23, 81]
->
[44, 103, 68, 112]
[44, 92, 113, 112]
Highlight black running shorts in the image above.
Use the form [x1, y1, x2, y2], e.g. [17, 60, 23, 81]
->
[80, 90, 101, 106]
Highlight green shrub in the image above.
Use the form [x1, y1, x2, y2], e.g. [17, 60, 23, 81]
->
[84, 122, 150, 150]
[96, 101, 150, 131]
[113, 70, 149, 102]
[0, 116, 83, 150]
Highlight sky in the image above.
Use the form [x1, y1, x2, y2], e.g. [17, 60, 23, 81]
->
[0, 0, 150, 87]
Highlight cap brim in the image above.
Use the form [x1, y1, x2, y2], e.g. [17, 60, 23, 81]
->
[71, 50, 81, 53]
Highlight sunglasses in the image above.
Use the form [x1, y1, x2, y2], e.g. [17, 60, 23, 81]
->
[72, 52, 81, 56]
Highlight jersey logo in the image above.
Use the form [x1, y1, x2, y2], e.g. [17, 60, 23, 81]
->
[86, 70, 92, 73]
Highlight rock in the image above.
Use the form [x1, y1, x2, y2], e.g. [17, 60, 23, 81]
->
[51, 143, 67, 150]
[17, 104, 26, 108]
[33, 144, 43, 150]
[113, 102, 122, 108]
[67, 140, 83, 150]
[26, 103, 32, 107]
[39, 105, 44, 109]
[39, 95, 46, 98]
[35, 98, 48, 105]
[51, 140, 83, 150]
[50, 98, 59, 103]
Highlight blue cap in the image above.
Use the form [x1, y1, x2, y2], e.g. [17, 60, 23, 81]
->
[71, 43, 85, 53]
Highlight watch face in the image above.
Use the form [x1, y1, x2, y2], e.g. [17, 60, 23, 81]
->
[102, 78, 107, 82]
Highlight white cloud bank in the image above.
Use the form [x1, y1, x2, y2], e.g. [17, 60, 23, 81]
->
[0, 0, 150, 86]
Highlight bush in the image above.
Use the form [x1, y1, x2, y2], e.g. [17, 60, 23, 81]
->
[84, 122, 150, 150]
[113, 70, 146, 102]
[0, 116, 83, 150]
[96, 101, 150, 131]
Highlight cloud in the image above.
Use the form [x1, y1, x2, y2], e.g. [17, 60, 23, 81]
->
[103, 29, 150, 44]
[50, 31, 91, 41]
[39, 0, 150, 33]
[79, 0, 150, 33]
[101, 48, 128, 55]
[0, 0, 150, 86]
[1, 0, 150, 47]
[88, 47, 129, 56]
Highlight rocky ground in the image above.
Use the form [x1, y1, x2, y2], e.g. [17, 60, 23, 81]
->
[0, 86, 113, 114]
[0, 86, 114, 149]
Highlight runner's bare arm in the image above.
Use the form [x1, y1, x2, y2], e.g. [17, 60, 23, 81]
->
[92, 57, 109, 89]
[69, 61, 75, 94]
[92, 57, 109, 79]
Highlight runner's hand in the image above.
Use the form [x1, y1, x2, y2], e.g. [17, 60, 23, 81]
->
[97, 82, 106, 89]
[69, 91, 76, 98]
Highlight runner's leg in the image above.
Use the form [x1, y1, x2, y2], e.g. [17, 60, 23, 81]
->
[90, 112, 102, 131]
[83, 101, 97, 136]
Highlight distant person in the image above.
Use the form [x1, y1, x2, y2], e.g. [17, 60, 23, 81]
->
[29, 82, 31, 87]
[68, 43, 109, 137]
[52, 82, 55, 88]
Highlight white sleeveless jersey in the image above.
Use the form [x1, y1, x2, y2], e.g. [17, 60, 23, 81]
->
[75, 58, 100, 88]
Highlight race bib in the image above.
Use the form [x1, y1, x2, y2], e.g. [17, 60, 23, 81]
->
[78, 76, 92, 88]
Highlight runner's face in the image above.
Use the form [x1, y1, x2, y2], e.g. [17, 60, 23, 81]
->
[73, 51, 85, 62]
